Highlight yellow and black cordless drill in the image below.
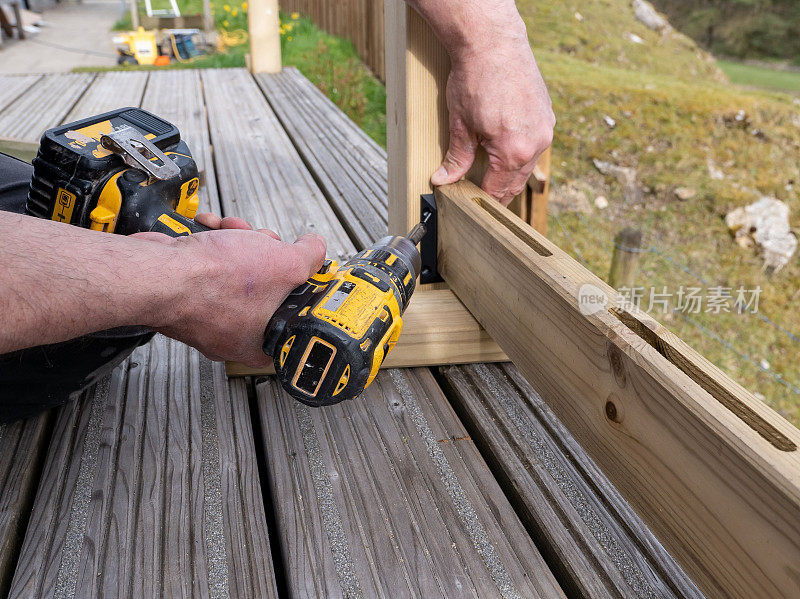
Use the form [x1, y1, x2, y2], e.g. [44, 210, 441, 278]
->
[2, 108, 427, 415]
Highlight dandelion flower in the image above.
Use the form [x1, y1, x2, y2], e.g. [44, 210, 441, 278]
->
[288, 36, 292, 41]
[242, 1, 247, 9]
[291, 12, 299, 19]
[231, 8, 237, 16]
[223, 4, 230, 11]
[222, 19, 229, 27]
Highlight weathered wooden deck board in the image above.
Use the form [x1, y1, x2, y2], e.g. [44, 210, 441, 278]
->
[0, 74, 42, 115]
[201, 68, 354, 262]
[257, 371, 565, 598]
[7, 71, 278, 599]
[0, 73, 95, 142]
[0, 414, 51, 598]
[255, 68, 387, 247]
[9, 338, 278, 599]
[439, 364, 704, 599]
[65, 71, 150, 122]
[257, 68, 704, 598]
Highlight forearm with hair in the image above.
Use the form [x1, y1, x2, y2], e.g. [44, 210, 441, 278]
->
[404, 0, 527, 58]
[0, 212, 185, 353]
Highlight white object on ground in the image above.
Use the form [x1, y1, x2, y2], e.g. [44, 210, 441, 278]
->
[632, 0, 668, 31]
[726, 196, 797, 272]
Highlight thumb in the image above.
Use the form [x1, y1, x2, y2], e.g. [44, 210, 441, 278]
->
[431, 122, 477, 186]
[292, 233, 327, 278]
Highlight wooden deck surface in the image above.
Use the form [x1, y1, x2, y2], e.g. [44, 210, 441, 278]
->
[0, 68, 702, 599]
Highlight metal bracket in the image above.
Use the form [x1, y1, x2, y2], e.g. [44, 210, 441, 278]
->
[419, 193, 443, 284]
[100, 126, 180, 181]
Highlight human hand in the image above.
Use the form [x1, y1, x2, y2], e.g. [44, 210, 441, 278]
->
[133, 215, 326, 368]
[430, 26, 555, 205]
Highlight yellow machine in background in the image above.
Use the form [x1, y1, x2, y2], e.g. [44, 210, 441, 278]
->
[112, 27, 207, 66]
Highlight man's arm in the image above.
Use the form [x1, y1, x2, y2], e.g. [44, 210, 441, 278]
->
[407, 0, 555, 204]
[0, 211, 325, 367]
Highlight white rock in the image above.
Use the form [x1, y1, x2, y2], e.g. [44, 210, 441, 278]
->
[726, 197, 798, 273]
[674, 187, 696, 201]
[603, 115, 616, 128]
[760, 359, 770, 370]
[594, 195, 609, 209]
[625, 32, 645, 45]
[707, 158, 724, 180]
[574, 11, 583, 21]
[632, 0, 668, 31]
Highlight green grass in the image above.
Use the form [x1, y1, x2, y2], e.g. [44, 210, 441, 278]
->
[718, 60, 800, 93]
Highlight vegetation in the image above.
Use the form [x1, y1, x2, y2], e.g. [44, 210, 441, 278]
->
[512, 0, 800, 424]
[651, 0, 800, 61]
[718, 60, 800, 94]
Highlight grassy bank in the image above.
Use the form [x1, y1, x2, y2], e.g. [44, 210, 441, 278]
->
[718, 60, 800, 94]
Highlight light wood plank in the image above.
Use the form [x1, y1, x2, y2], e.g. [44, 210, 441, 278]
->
[248, 0, 281, 73]
[226, 288, 508, 376]
[435, 179, 800, 598]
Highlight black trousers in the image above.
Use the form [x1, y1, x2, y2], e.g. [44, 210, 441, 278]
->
[0, 153, 152, 422]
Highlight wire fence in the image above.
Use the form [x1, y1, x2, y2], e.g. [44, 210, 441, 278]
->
[553, 210, 800, 398]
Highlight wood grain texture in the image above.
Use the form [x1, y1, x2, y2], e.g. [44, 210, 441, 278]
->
[255, 67, 388, 248]
[435, 179, 800, 598]
[438, 363, 704, 599]
[385, 0, 449, 237]
[261, 65, 704, 598]
[225, 289, 508, 376]
[248, 0, 281, 73]
[8, 337, 278, 599]
[0, 414, 51, 598]
[64, 71, 150, 122]
[255, 369, 565, 598]
[201, 68, 355, 264]
[0, 73, 95, 142]
[0, 74, 42, 114]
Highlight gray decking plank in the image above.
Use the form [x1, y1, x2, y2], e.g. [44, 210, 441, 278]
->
[0, 415, 51, 598]
[259, 67, 704, 598]
[200, 68, 353, 263]
[0, 73, 95, 142]
[0, 74, 43, 115]
[256, 371, 565, 598]
[255, 68, 387, 248]
[7, 71, 277, 599]
[64, 71, 150, 122]
[204, 68, 563, 598]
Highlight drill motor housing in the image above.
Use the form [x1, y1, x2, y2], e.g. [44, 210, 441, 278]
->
[26, 107, 204, 236]
[264, 235, 422, 407]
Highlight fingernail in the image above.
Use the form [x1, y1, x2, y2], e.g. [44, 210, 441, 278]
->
[430, 165, 448, 186]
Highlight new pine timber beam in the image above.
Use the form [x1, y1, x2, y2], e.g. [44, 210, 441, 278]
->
[435, 179, 800, 598]
[225, 289, 508, 376]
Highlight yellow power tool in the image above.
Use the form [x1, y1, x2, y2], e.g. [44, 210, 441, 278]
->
[263, 216, 429, 407]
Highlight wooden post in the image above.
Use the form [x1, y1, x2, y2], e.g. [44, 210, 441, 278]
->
[248, 0, 281, 73]
[130, 0, 139, 30]
[609, 227, 643, 290]
[386, 1, 449, 236]
[203, 0, 213, 32]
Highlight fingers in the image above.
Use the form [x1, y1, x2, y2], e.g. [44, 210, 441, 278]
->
[481, 156, 539, 206]
[194, 212, 255, 231]
[291, 233, 327, 280]
[430, 119, 478, 187]
[257, 228, 281, 240]
[194, 212, 221, 229]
